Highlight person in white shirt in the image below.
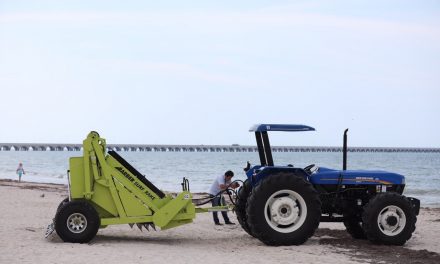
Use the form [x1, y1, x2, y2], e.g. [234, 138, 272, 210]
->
[208, 170, 240, 225]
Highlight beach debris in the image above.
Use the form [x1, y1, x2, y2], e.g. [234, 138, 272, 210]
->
[25, 227, 36, 232]
[45, 222, 55, 238]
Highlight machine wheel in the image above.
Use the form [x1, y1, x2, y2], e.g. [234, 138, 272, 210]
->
[362, 193, 416, 245]
[54, 200, 100, 243]
[235, 180, 255, 237]
[343, 217, 366, 239]
[246, 172, 321, 246]
[56, 198, 69, 212]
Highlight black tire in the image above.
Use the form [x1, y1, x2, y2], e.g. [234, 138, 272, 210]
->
[343, 217, 366, 239]
[54, 200, 100, 243]
[235, 180, 255, 237]
[56, 198, 69, 212]
[246, 172, 321, 246]
[362, 193, 417, 245]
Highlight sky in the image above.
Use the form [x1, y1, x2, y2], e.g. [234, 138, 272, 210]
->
[0, 1, 439, 147]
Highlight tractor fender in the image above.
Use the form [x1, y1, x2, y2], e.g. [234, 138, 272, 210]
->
[248, 166, 309, 187]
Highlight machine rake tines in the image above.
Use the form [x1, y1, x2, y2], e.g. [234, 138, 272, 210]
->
[129, 222, 156, 232]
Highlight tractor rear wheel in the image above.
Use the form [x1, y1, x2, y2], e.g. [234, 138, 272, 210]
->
[55, 200, 100, 243]
[246, 172, 321, 246]
[362, 192, 416, 245]
[235, 180, 255, 237]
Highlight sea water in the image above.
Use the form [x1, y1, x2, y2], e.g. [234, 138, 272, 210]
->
[0, 151, 439, 207]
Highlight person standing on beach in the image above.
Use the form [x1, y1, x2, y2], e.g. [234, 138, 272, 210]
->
[208, 170, 240, 225]
[16, 163, 25, 182]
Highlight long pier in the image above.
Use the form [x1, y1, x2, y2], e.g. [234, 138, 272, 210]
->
[0, 143, 439, 153]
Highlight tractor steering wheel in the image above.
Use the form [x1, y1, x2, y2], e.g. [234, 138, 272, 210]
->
[243, 161, 251, 172]
[304, 164, 316, 174]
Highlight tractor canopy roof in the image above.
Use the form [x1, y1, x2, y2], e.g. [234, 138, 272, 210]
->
[249, 124, 315, 132]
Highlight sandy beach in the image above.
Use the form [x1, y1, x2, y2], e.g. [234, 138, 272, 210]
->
[0, 179, 439, 264]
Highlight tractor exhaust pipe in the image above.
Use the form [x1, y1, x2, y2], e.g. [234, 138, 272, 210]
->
[343, 129, 348, 170]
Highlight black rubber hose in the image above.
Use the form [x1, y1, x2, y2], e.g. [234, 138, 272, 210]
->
[193, 180, 243, 206]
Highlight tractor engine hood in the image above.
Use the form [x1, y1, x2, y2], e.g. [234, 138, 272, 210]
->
[310, 167, 406, 185]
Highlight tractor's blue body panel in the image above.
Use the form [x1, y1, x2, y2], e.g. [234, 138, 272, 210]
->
[309, 167, 405, 185]
[246, 165, 405, 186]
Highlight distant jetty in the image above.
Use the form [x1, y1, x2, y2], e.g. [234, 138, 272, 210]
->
[0, 143, 438, 153]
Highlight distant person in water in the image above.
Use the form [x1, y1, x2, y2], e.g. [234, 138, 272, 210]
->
[16, 163, 25, 182]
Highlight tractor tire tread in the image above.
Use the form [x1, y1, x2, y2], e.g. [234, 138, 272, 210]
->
[235, 180, 254, 237]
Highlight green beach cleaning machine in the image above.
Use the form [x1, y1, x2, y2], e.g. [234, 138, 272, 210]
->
[46, 131, 232, 243]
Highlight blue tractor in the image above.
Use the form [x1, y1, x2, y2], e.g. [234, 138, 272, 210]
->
[235, 124, 420, 246]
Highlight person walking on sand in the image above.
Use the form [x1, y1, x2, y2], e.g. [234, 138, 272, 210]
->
[208, 170, 240, 225]
[16, 163, 25, 182]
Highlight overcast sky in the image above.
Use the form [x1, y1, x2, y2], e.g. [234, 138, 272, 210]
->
[0, 1, 439, 147]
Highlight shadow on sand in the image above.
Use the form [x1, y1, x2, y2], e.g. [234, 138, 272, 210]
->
[315, 228, 440, 264]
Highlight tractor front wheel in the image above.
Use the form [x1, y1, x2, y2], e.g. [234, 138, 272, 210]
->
[362, 193, 416, 245]
[54, 200, 100, 243]
[246, 173, 321, 246]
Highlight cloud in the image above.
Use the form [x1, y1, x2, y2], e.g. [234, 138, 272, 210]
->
[0, 9, 438, 38]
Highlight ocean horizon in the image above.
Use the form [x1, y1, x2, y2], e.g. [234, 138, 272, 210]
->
[1, 150, 439, 207]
